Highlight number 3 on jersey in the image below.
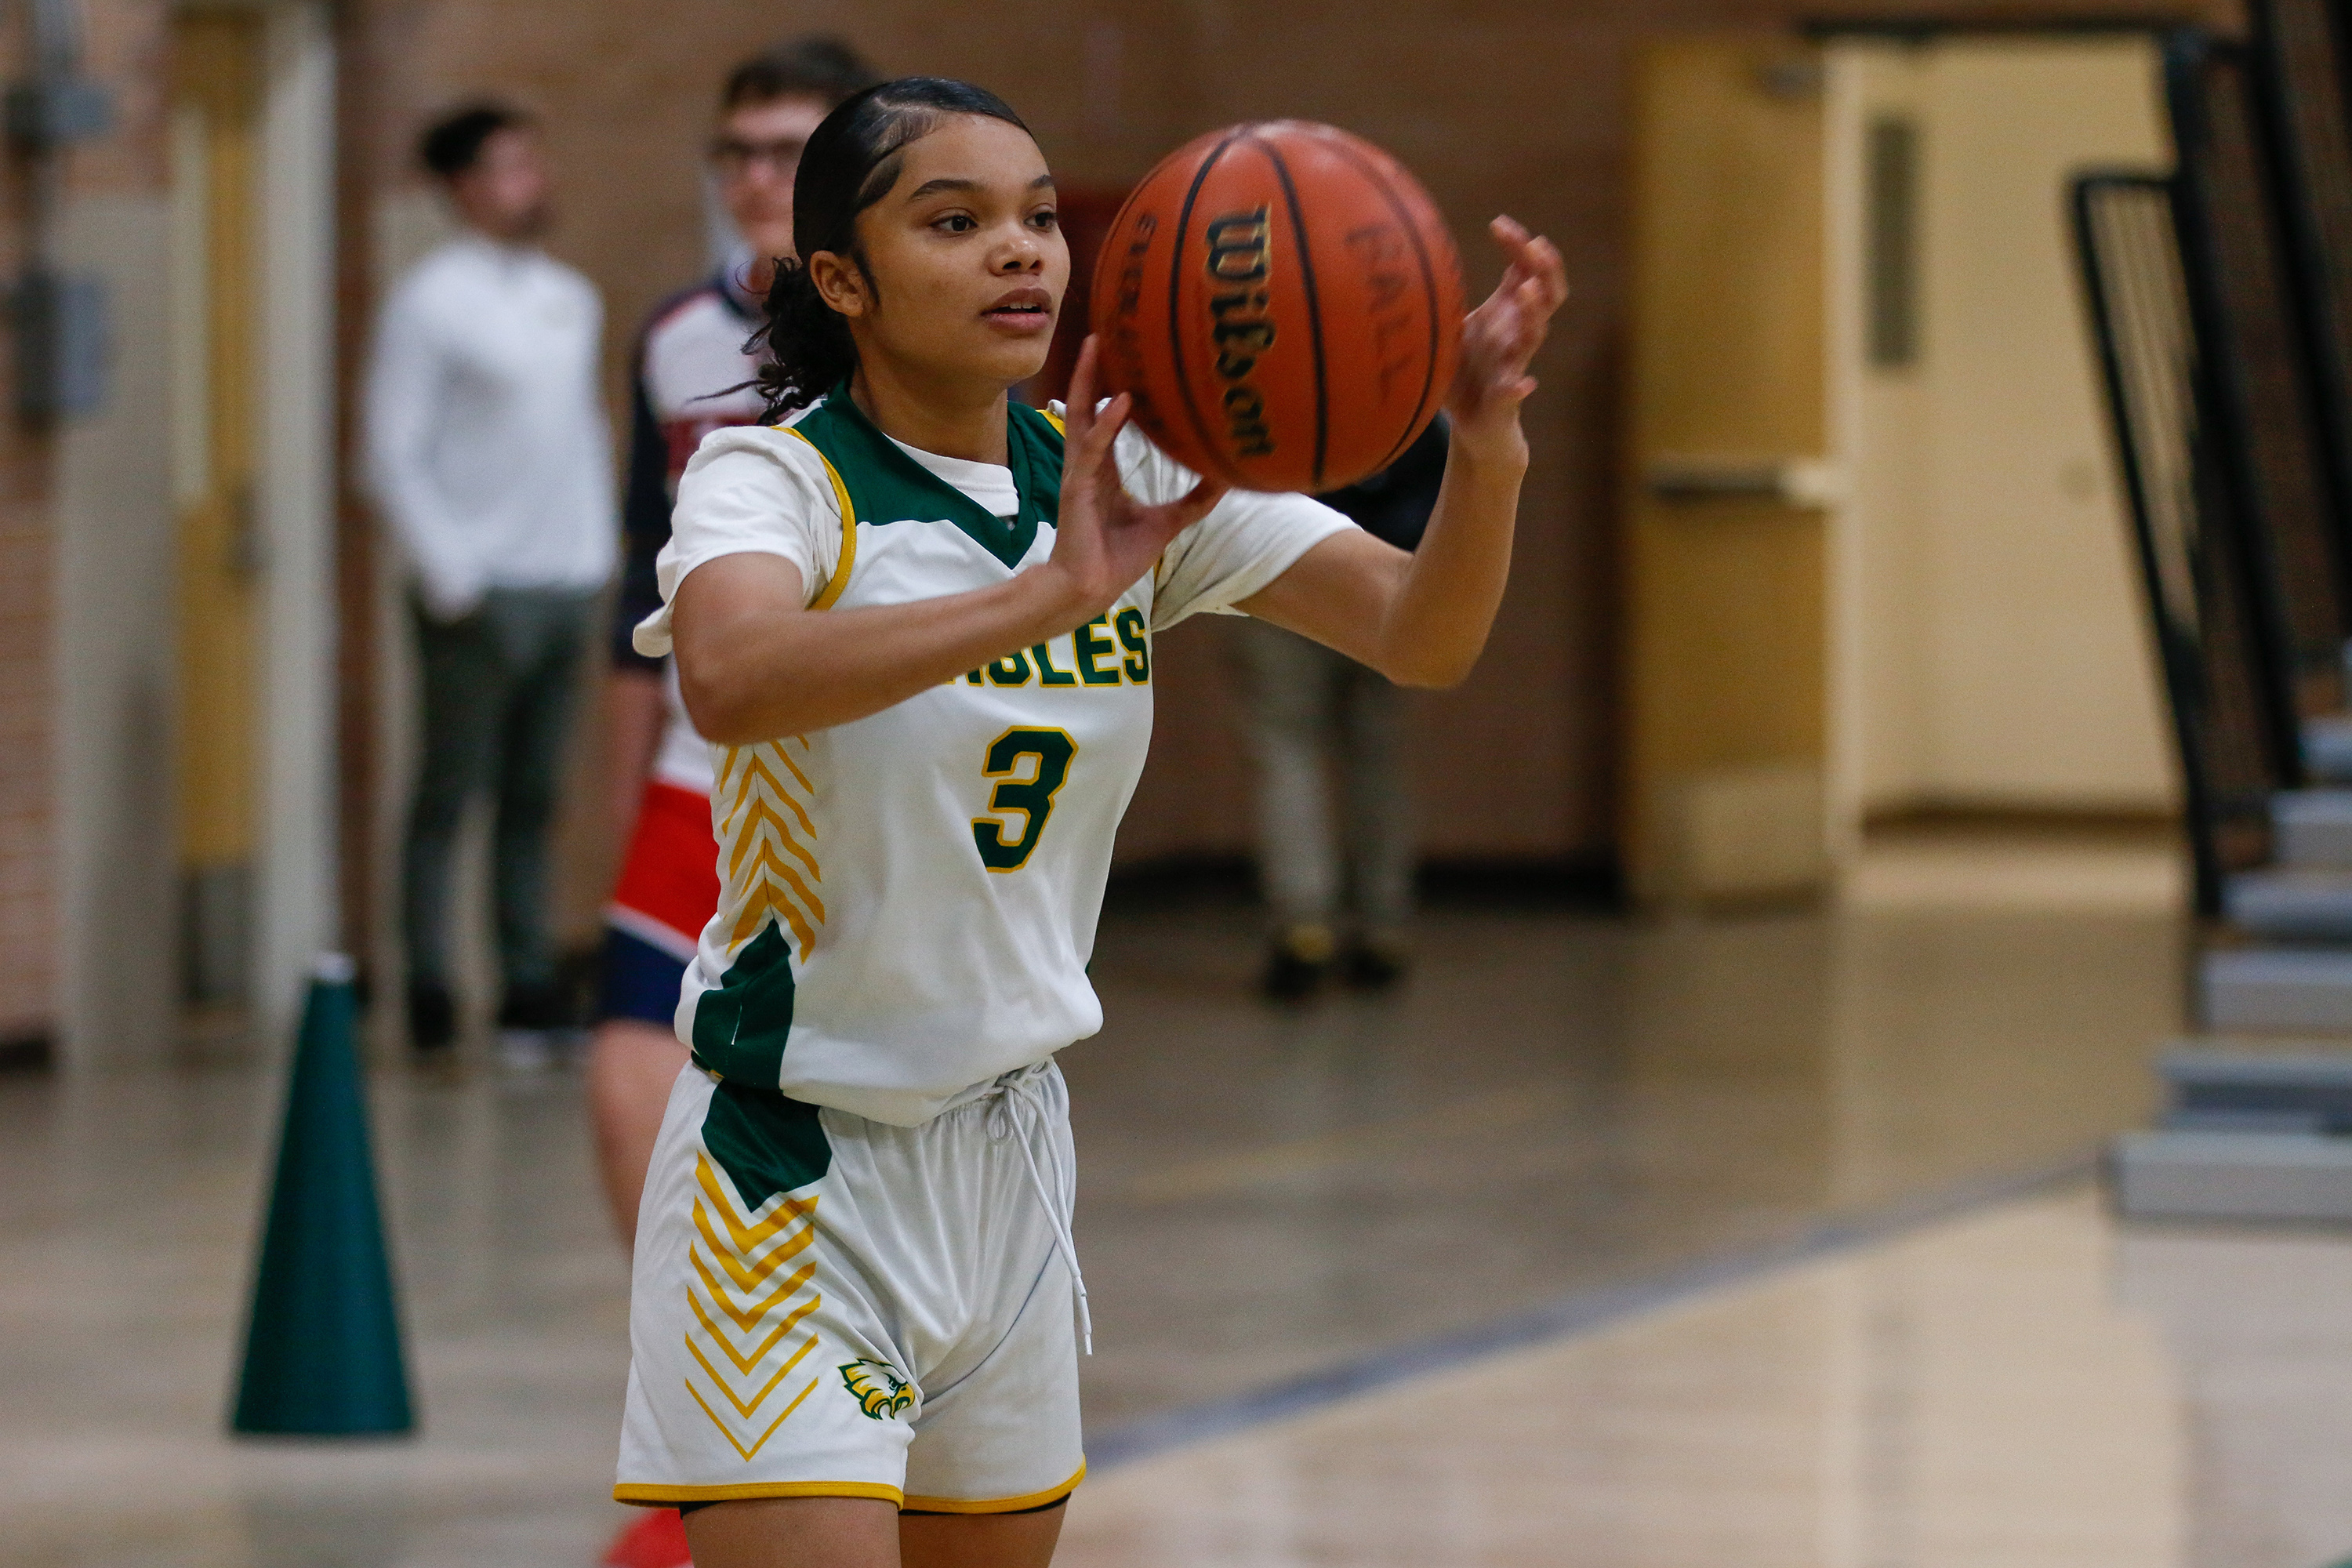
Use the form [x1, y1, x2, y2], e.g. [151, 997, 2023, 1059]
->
[972, 728, 1078, 872]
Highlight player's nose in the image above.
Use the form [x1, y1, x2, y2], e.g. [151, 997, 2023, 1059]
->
[995, 241, 1044, 274]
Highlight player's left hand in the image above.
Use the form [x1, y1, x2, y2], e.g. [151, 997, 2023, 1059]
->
[1446, 216, 1568, 462]
[1045, 336, 1228, 624]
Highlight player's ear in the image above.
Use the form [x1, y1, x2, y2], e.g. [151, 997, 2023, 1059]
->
[808, 250, 869, 320]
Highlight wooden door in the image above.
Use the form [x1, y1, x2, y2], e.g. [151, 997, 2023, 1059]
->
[1622, 38, 1831, 906]
[171, 11, 265, 1006]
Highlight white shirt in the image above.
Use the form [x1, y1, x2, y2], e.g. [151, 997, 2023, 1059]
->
[636, 400, 1356, 1123]
[365, 232, 618, 619]
[630, 269, 769, 798]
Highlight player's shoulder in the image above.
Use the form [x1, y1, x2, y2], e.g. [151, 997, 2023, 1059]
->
[680, 418, 838, 499]
[637, 278, 763, 414]
[688, 417, 820, 466]
[638, 278, 732, 347]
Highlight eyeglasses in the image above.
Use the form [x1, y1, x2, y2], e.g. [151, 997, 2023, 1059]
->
[710, 136, 806, 179]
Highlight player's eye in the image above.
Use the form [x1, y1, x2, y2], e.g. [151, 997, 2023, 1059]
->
[1030, 209, 1060, 231]
[933, 213, 978, 234]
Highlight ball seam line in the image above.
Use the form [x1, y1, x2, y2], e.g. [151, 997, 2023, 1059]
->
[1167, 130, 1245, 484]
[1257, 133, 1330, 490]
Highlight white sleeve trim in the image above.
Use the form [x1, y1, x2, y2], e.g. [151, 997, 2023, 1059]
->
[630, 425, 844, 658]
[1113, 425, 1356, 630]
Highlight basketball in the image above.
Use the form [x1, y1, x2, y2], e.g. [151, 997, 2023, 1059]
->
[1090, 121, 1464, 493]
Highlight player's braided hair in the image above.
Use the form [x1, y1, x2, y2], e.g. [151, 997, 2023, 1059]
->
[750, 77, 1032, 419]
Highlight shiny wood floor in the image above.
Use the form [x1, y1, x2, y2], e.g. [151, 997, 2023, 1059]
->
[1071, 888, 2180, 1432]
[9, 841, 2336, 1567]
[1059, 1187, 2352, 1568]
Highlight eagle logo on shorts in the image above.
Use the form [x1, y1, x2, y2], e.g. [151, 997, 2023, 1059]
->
[838, 1359, 915, 1421]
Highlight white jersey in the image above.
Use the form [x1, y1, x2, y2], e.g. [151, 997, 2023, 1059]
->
[635, 391, 1352, 1124]
[625, 271, 769, 797]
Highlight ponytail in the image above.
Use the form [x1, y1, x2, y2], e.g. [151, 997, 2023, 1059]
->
[750, 258, 857, 421]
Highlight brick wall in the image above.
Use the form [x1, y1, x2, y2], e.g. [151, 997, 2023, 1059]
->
[0, 422, 53, 1044]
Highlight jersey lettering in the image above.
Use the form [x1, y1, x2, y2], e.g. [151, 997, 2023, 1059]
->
[1114, 608, 1151, 683]
[1074, 616, 1123, 684]
[960, 619, 1152, 691]
[972, 728, 1078, 872]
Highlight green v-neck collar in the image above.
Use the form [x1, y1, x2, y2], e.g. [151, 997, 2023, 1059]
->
[793, 383, 1064, 571]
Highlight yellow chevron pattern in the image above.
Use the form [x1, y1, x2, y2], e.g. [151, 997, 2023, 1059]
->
[684, 1152, 825, 1461]
[713, 737, 825, 957]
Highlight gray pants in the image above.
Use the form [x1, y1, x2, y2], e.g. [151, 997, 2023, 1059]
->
[1230, 619, 1414, 938]
[403, 586, 597, 996]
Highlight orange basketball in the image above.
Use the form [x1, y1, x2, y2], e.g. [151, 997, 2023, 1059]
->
[1090, 121, 1463, 493]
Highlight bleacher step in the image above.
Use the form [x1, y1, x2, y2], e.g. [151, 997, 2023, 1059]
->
[2202, 947, 2352, 1033]
[2223, 868, 2352, 939]
[2303, 714, 2352, 785]
[2112, 1128, 2352, 1222]
[2159, 1044, 2352, 1132]
[2272, 789, 2352, 867]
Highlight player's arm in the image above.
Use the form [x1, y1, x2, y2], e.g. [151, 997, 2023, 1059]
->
[673, 364, 1220, 744]
[1238, 216, 1566, 689]
[675, 557, 1083, 741]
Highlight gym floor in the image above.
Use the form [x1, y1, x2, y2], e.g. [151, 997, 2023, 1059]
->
[5, 829, 2347, 1567]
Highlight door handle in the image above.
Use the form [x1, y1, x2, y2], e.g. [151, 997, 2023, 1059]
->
[1645, 456, 1843, 507]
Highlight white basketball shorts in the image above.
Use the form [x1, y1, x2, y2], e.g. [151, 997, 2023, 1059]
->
[614, 1059, 1087, 1512]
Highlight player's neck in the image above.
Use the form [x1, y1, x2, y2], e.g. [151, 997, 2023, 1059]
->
[849, 361, 1011, 467]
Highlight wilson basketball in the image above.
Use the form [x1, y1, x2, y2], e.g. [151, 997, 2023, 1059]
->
[1090, 121, 1463, 493]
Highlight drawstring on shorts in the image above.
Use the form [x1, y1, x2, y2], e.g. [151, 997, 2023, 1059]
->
[983, 1065, 1093, 1356]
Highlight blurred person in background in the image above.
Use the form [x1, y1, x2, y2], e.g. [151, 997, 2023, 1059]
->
[591, 36, 879, 1247]
[1235, 415, 1449, 1001]
[366, 103, 615, 1069]
[590, 40, 878, 1568]
[593, 35, 878, 1246]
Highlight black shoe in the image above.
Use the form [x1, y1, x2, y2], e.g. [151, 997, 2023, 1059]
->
[1260, 924, 1337, 1002]
[1341, 938, 1409, 991]
[408, 982, 456, 1055]
[499, 981, 588, 1071]
[497, 981, 572, 1033]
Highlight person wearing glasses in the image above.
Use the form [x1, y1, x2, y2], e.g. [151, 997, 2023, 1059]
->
[593, 35, 880, 1568]
[595, 35, 881, 1246]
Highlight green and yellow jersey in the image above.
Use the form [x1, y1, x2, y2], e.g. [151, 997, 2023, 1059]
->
[633, 387, 1353, 1124]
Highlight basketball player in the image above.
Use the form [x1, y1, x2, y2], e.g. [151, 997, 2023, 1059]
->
[593, 37, 879, 1260]
[613, 78, 1564, 1568]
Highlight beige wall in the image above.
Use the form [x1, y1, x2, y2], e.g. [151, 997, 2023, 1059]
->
[1830, 36, 2180, 825]
[49, 0, 343, 1065]
[11, 0, 176, 1051]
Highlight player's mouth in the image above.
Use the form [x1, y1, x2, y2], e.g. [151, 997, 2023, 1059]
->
[981, 287, 1055, 334]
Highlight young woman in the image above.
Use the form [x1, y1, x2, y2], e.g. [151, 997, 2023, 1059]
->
[614, 77, 1565, 1568]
